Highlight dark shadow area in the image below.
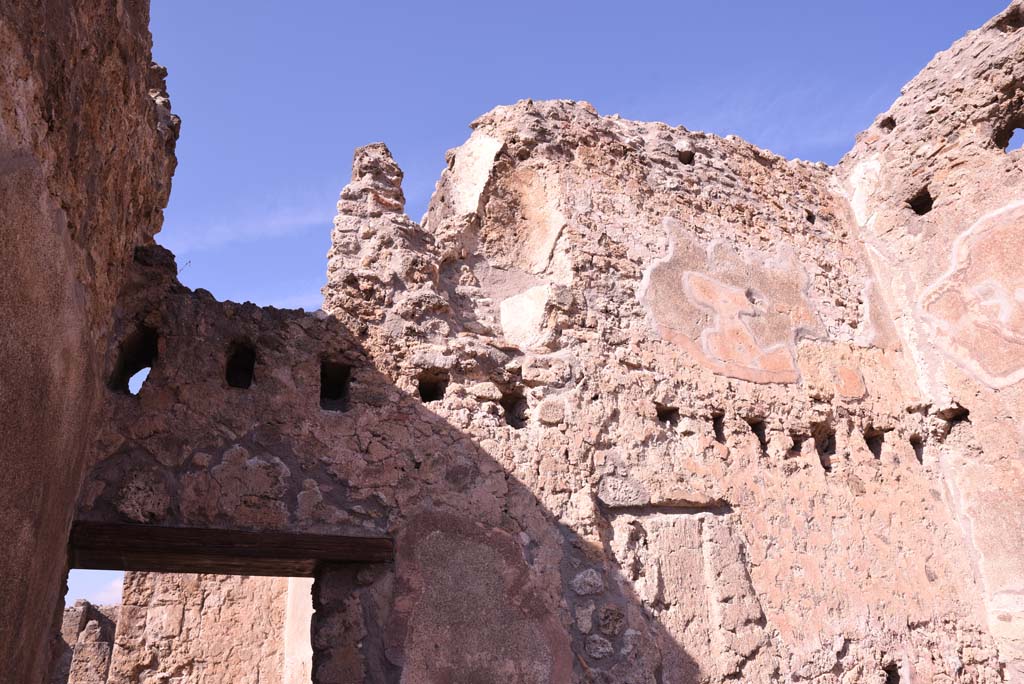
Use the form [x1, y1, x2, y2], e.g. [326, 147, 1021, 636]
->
[864, 427, 886, 459]
[655, 402, 680, 426]
[938, 403, 971, 441]
[789, 431, 808, 458]
[712, 411, 726, 444]
[745, 416, 768, 455]
[500, 387, 528, 429]
[909, 435, 925, 464]
[416, 368, 449, 403]
[994, 3, 1024, 32]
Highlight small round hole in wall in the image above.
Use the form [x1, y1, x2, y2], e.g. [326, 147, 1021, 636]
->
[907, 186, 934, 215]
[108, 324, 158, 395]
[1004, 128, 1024, 151]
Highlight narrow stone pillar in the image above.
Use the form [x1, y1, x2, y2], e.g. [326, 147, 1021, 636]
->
[283, 577, 314, 684]
[66, 620, 113, 684]
[311, 563, 394, 684]
[49, 600, 89, 684]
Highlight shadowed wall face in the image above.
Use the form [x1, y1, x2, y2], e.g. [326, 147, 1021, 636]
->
[0, 2, 177, 681]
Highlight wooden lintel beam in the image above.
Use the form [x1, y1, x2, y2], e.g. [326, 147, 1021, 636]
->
[68, 521, 394, 577]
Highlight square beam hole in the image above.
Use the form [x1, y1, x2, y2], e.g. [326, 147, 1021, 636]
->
[745, 417, 768, 455]
[811, 421, 836, 473]
[500, 388, 528, 429]
[864, 428, 886, 459]
[225, 341, 256, 389]
[655, 403, 680, 427]
[417, 369, 449, 403]
[711, 412, 726, 444]
[909, 435, 925, 464]
[320, 361, 351, 412]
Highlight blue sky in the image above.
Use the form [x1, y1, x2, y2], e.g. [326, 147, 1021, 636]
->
[67, 1, 1008, 603]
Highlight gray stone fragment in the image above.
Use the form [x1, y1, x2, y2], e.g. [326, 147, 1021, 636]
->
[571, 568, 604, 595]
[585, 634, 614, 659]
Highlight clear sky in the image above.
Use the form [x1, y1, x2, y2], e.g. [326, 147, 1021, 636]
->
[67, 0, 1008, 603]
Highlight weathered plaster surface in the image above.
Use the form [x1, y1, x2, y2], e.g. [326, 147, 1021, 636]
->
[837, 4, 1024, 676]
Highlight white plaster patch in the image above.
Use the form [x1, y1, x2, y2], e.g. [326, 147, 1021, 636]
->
[513, 170, 566, 275]
[918, 199, 1024, 388]
[847, 156, 881, 228]
[988, 591, 1024, 645]
[449, 133, 504, 216]
[499, 284, 550, 349]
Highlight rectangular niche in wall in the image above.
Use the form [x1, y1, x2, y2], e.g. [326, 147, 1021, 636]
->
[225, 341, 256, 389]
[320, 360, 351, 412]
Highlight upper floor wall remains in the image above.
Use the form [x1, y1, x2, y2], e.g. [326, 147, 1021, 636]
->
[838, 4, 1024, 677]
[74, 5, 1024, 682]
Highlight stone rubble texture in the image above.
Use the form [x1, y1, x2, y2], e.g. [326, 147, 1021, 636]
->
[55, 575, 313, 684]
[105, 573, 290, 684]
[52, 601, 118, 684]
[1, 1, 1023, 683]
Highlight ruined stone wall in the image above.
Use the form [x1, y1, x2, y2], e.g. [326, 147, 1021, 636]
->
[52, 601, 118, 684]
[9, 1, 1016, 682]
[53, 574, 310, 684]
[838, 5, 1024, 679]
[106, 573, 290, 684]
[314, 100, 994, 682]
[74, 6, 1024, 680]
[0, 1, 177, 680]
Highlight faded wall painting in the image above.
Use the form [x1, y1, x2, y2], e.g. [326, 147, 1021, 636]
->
[919, 200, 1024, 389]
[640, 218, 822, 384]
